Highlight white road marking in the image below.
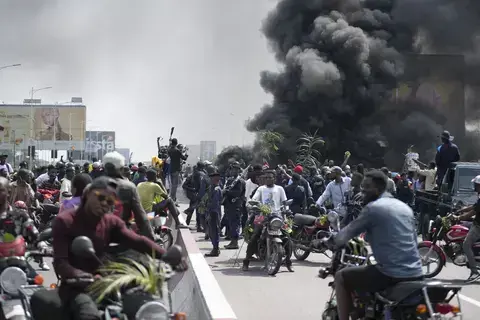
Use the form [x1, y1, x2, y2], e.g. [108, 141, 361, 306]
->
[460, 294, 480, 308]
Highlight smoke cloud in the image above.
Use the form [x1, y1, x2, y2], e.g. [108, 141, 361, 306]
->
[248, 0, 480, 168]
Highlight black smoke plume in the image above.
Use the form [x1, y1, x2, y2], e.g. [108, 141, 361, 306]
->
[214, 145, 254, 174]
[248, 0, 478, 169]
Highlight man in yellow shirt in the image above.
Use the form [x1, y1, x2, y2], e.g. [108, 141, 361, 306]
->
[137, 169, 188, 228]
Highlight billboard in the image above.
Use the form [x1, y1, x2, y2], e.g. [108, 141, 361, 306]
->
[393, 54, 465, 138]
[200, 141, 216, 161]
[85, 131, 115, 161]
[0, 104, 86, 150]
[115, 148, 131, 163]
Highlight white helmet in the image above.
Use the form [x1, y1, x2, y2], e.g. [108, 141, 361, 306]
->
[471, 175, 480, 186]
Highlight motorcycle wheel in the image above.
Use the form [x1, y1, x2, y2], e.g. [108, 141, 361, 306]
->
[292, 232, 310, 261]
[155, 228, 174, 249]
[418, 242, 444, 278]
[267, 242, 284, 276]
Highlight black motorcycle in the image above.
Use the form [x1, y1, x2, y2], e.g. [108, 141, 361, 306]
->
[319, 212, 463, 320]
[20, 236, 186, 320]
[245, 200, 293, 276]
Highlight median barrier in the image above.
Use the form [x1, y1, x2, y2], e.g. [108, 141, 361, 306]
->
[167, 207, 237, 320]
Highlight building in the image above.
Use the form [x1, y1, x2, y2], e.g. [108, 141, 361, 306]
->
[200, 141, 216, 161]
[0, 100, 86, 163]
[84, 131, 115, 161]
[116, 148, 131, 163]
[185, 144, 200, 166]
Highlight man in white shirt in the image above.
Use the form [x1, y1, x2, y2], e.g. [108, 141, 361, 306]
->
[60, 167, 75, 202]
[243, 170, 293, 272]
[417, 161, 437, 191]
[316, 166, 351, 216]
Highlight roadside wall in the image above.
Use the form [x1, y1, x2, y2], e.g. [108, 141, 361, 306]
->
[167, 211, 237, 320]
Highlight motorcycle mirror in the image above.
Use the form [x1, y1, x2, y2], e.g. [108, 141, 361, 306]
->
[163, 244, 183, 267]
[71, 236, 96, 258]
[37, 228, 52, 242]
[284, 199, 293, 206]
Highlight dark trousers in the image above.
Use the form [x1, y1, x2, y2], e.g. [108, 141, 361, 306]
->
[31, 287, 100, 320]
[225, 204, 241, 240]
[207, 211, 220, 248]
[221, 210, 229, 235]
[241, 202, 248, 231]
[245, 224, 263, 260]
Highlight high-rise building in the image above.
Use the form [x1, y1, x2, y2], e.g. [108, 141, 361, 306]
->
[200, 141, 216, 161]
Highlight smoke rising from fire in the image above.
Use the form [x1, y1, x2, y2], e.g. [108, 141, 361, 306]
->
[248, 0, 480, 168]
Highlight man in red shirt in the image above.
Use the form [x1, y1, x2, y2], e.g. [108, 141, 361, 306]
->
[31, 177, 182, 320]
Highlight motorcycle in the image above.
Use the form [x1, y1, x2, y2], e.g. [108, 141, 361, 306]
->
[320, 211, 463, 320]
[418, 213, 478, 278]
[244, 199, 293, 276]
[21, 236, 187, 320]
[291, 207, 332, 261]
[0, 229, 53, 320]
[129, 210, 174, 250]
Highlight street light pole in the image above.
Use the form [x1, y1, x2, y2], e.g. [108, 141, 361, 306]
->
[28, 86, 52, 168]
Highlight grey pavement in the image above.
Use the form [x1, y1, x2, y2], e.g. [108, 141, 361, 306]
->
[183, 204, 480, 320]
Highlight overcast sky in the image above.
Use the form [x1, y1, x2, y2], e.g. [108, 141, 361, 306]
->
[0, 0, 277, 161]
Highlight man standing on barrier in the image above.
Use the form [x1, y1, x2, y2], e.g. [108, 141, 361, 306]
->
[223, 162, 246, 250]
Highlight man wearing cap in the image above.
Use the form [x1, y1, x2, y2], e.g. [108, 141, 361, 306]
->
[0, 154, 13, 178]
[288, 165, 312, 198]
[222, 162, 246, 250]
[204, 170, 223, 257]
[316, 166, 351, 216]
[435, 130, 460, 186]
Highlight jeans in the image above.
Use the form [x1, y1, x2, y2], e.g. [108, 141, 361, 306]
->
[463, 223, 480, 272]
[169, 171, 180, 201]
[335, 265, 422, 320]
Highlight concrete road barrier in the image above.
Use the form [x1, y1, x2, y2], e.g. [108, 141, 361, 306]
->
[166, 203, 237, 320]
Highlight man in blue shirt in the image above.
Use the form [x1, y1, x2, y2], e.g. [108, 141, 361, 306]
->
[204, 170, 223, 257]
[333, 170, 423, 320]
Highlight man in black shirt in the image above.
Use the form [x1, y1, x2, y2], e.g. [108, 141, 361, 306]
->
[284, 173, 306, 214]
[168, 138, 188, 203]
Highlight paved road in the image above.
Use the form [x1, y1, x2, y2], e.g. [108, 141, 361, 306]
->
[186, 209, 480, 320]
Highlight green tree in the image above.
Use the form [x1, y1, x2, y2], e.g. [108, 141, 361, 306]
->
[296, 131, 325, 168]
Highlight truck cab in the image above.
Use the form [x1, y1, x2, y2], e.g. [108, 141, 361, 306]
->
[438, 162, 480, 214]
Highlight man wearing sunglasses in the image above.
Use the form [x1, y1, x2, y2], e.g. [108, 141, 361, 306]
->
[38, 177, 186, 320]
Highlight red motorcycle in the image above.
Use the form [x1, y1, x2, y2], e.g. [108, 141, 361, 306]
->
[291, 213, 332, 261]
[418, 214, 479, 278]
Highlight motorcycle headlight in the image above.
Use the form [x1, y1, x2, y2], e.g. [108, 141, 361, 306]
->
[269, 217, 283, 231]
[135, 301, 169, 320]
[0, 266, 27, 296]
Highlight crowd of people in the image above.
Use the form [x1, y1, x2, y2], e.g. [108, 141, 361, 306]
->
[0, 128, 472, 320]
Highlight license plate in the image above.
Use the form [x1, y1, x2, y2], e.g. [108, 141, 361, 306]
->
[268, 230, 281, 235]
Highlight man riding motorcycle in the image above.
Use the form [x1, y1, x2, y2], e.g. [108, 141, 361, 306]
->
[102, 151, 155, 240]
[451, 174, 480, 283]
[30, 177, 187, 320]
[331, 170, 423, 320]
[242, 170, 293, 272]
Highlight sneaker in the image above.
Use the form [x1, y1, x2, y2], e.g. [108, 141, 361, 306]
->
[39, 262, 50, 271]
[466, 272, 480, 284]
[242, 260, 249, 271]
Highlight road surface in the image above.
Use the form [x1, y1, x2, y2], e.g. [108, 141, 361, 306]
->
[189, 214, 480, 320]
